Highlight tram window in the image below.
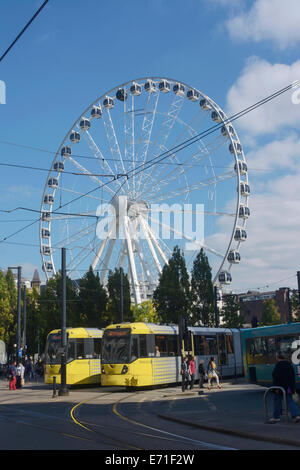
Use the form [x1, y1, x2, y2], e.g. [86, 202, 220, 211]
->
[130, 336, 139, 362]
[168, 335, 178, 356]
[277, 335, 298, 359]
[217, 334, 227, 365]
[76, 339, 84, 359]
[246, 337, 268, 365]
[226, 335, 234, 354]
[84, 338, 94, 358]
[207, 337, 217, 356]
[155, 335, 168, 356]
[67, 340, 75, 363]
[139, 335, 147, 358]
[94, 338, 101, 358]
[267, 336, 277, 362]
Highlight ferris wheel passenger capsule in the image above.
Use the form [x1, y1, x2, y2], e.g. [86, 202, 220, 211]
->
[159, 79, 171, 93]
[173, 83, 185, 96]
[42, 262, 53, 272]
[61, 146, 72, 157]
[221, 124, 234, 137]
[219, 271, 232, 284]
[144, 79, 156, 92]
[234, 228, 247, 242]
[234, 160, 248, 174]
[130, 82, 142, 96]
[200, 98, 212, 110]
[79, 118, 91, 131]
[116, 88, 128, 101]
[91, 106, 102, 119]
[103, 96, 114, 109]
[239, 182, 250, 196]
[70, 131, 80, 144]
[48, 178, 58, 188]
[239, 205, 250, 219]
[41, 211, 50, 221]
[44, 194, 54, 205]
[211, 110, 225, 122]
[187, 89, 200, 101]
[229, 142, 242, 154]
[41, 228, 50, 238]
[227, 250, 241, 264]
[54, 162, 64, 172]
[42, 245, 51, 255]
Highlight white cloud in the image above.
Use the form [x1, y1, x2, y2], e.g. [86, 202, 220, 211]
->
[226, 0, 300, 49]
[247, 134, 300, 170]
[226, 57, 300, 136]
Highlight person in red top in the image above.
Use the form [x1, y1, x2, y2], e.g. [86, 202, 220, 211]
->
[189, 356, 196, 390]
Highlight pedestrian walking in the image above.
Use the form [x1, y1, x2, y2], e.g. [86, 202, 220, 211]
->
[269, 352, 300, 424]
[198, 360, 205, 388]
[189, 355, 196, 390]
[16, 361, 25, 389]
[181, 356, 189, 392]
[207, 357, 221, 390]
[8, 361, 17, 391]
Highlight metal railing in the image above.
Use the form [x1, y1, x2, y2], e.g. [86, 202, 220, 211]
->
[264, 386, 289, 424]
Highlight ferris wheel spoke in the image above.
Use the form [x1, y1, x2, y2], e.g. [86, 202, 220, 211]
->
[68, 243, 97, 272]
[91, 218, 116, 270]
[66, 156, 116, 197]
[138, 93, 186, 194]
[135, 90, 160, 194]
[102, 108, 129, 193]
[51, 221, 97, 252]
[124, 94, 135, 191]
[82, 128, 118, 178]
[123, 215, 141, 304]
[138, 215, 162, 275]
[58, 186, 107, 203]
[147, 171, 236, 203]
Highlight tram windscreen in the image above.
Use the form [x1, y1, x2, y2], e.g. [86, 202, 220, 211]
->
[101, 329, 131, 364]
[45, 333, 63, 365]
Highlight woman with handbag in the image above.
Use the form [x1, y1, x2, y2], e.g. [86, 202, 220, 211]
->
[207, 357, 221, 390]
[16, 362, 25, 389]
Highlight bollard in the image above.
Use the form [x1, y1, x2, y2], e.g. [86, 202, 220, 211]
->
[52, 376, 57, 398]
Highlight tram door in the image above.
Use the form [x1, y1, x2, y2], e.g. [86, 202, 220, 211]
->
[217, 333, 227, 366]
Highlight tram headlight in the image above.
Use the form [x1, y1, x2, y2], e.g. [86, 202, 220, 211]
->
[121, 365, 128, 374]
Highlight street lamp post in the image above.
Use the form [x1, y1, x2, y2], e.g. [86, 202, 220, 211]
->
[8, 266, 22, 360]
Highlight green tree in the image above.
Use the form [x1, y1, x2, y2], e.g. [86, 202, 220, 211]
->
[153, 246, 191, 324]
[260, 299, 281, 326]
[106, 269, 133, 324]
[24, 286, 40, 356]
[38, 273, 80, 351]
[221, 294, 244, 328]
[190, 248, 215, 326]
[0, 271, 13, 344]
[78, 267, 108, 328]
[131, 300, 159, 323]
[291, 290, 300, 322]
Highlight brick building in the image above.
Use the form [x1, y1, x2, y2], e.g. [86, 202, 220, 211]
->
[237, 287, 292, 326]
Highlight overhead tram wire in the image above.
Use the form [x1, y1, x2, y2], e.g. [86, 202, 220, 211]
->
[1, 79, 299, 244]
[0, 0, 50, 62]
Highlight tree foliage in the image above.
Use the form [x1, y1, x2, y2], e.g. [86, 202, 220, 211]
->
[153, 246, 191, 324]
[106, 268, 133, 324]
[260, 299, 281, 326]
[190, 248, 215, 326]
[78, 267, 108, 328]
[221, 294, 244, 328]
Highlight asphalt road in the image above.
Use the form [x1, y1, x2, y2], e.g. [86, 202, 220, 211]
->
[0, 379, 298, 454]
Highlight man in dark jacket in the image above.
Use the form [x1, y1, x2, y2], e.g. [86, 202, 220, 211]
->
[269, 352, 300, 423]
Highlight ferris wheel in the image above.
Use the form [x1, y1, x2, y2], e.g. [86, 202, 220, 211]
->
[40, 77, 250, 303]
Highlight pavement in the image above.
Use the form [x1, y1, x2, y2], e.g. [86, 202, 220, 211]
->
[157, 379, 300, 448]
[1, 377, 300, 448]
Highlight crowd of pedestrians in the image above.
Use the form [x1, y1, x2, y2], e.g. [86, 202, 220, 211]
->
[0, 356, 44, 389]
[181, 355, 222, 392]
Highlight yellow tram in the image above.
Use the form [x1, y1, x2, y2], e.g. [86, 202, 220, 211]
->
[44, 327, 103, 386]
[101, 322, 243, 387]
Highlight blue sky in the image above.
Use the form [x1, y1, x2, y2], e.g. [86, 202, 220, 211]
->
[1, 0, 300, 293]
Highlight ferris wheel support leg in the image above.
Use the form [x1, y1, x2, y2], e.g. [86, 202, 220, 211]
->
[91, 219, 115, 271]
[100, 237, 116, 284]
[146, 222, 169, 266]
[138, 215, 162, 275]
[123, 215, 141, 304]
